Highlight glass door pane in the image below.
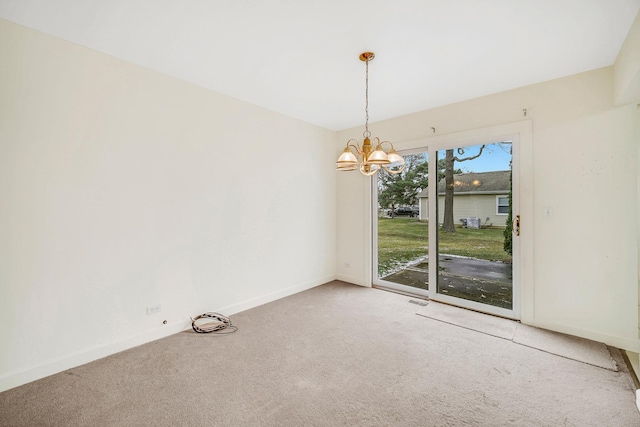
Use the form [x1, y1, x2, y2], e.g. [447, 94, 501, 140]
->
[374, 150, 429, 296]
[434, 142, 514, 313]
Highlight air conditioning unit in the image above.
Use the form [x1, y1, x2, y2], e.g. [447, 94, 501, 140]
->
[466, 217, 481, 229]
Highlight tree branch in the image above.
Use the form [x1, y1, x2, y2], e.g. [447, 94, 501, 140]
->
[454, 145, 486, 162]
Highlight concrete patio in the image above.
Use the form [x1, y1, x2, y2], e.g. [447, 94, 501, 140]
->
[381, 255, 513, 309]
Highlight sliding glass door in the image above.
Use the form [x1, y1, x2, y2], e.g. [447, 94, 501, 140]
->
[374, 137, 519, 319]
[431, 142, 515, 317]
[373, 149, 429, 297]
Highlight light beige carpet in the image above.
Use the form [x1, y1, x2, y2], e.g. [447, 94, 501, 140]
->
[415, 300, 618, 371]
[1, 281, 638, 426]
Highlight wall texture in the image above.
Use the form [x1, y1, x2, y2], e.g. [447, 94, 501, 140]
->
[337, 66, 639, 351]
[0, 20, 337, 391]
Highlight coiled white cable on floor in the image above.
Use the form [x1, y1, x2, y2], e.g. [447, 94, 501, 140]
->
[190, 312, 238, 334]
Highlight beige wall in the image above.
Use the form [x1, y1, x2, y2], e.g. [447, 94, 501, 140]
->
[637, 105, 640, 344]
[616, 9, 640, 352]
[420, 194, 509, 227]
[0, 20, 337, 391]
[613, 8, 640, 354]
[615, 10, 640, 105]
[337, 66, 639, 351]
[457, 194, 508, 228]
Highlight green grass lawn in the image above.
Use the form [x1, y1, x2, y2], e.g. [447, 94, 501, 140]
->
[377, 217, 511, 276]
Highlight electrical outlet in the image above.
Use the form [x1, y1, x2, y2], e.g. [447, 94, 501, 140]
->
[146, 304, 161, 315]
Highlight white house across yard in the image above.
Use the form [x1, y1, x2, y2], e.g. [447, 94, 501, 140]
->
[418, 170, 510, 228]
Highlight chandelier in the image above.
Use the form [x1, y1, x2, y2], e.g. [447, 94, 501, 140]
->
[336, 52, 406, 176]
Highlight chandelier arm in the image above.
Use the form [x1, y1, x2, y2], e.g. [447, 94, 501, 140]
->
[345, 139, 362, 154]
[382, 164, 406, 174]
[371, 137, 399, 151]
[376, 140, 396, 149]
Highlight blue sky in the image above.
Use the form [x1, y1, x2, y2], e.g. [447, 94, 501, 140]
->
[439, 141, 512, 173]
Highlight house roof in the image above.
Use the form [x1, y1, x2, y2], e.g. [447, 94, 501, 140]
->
[418, 170, 510, 198]
[1, 2, 638, 130]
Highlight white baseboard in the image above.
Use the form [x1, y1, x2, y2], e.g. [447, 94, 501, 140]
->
[0, 320, 191, 393]
[216, 275, 335, 316]
[529, 319, 640, 353]
[335, 274, 369, 287]
[636, 390, 640, 412]
[0, 275, 335, 393]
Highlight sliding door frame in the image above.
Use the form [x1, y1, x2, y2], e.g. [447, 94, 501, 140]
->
[372, 147, 430, 298]
[372, 121, 533, 321]
[428, 136, 519, 319]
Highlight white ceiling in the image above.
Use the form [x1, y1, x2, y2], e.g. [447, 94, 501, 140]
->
[2, 0, 639, 130]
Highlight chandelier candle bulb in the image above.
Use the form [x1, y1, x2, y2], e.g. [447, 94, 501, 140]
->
[336, 52, 406, 176]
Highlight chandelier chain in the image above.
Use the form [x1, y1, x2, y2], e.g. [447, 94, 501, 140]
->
[363, 56, 371, 139]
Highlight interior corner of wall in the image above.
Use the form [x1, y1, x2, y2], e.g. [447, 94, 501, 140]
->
[614, 70, 640, 106]
[335, 274, 369, 287]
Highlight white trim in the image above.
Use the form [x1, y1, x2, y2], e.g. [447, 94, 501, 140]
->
[0, 275, 333, 393]
[374, 278, 429, 298]
[0, 320, 190, 394]
[372, 120, 533, 321]
[336, 273, 370, 287]
[365, 175, 373, 287]
[431, 293, 518, 319]
[217, 275, 335, 315]
[430, 190, 509, 196]
[372, 147, 430, 295]
[530, 318, 640, 353]
[425, 120, 532, 320]
[496, 194, 510, 215]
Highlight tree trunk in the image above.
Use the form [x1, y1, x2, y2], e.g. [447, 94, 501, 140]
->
[441, 149, 456, 233]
